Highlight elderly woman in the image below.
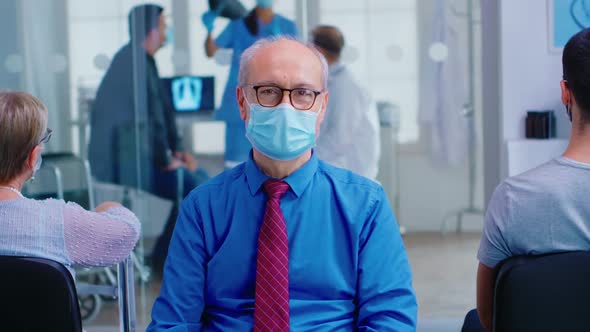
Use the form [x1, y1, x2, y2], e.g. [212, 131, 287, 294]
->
[0, 91, 140, 274]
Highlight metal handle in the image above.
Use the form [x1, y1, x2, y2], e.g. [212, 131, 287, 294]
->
[117, 256, 136, 332]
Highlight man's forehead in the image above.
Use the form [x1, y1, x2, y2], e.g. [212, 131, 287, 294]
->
[248, 40, 323, 88]
[250, 63, 318, 84]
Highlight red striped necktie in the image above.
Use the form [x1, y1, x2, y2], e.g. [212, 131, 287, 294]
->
[254, 179, 291, 332]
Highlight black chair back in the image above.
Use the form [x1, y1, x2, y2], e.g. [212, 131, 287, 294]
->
[493, 251, 590, 332]
[0, 256, 83, 332]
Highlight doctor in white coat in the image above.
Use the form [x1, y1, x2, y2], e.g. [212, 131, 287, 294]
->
[312, 25, 381, 179]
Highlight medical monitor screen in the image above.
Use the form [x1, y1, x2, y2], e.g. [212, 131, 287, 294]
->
[161, 76, 215, 113]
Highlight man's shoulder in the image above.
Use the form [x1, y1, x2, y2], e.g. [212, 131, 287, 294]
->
[186, 164, 246, 199]
[94, 44, 133, 96]
[275, 14, 295, 23]
[503, 158, 573, 193]
[491, 158, 580, 213]
[107, 44, 132, 68]
[275, 15, 297, 30]
[317, 159, 383, 194]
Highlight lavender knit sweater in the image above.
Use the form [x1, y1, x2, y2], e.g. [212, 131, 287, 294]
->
[0, 197, 140, 275]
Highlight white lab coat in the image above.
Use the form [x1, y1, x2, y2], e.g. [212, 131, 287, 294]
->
[316, 63, 381, 179]
[420, 0, 469, 166]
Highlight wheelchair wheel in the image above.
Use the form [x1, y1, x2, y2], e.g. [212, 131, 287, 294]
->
[79, 293, 102, 322]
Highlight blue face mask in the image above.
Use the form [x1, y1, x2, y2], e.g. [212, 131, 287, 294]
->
[246, 103, 318, 161]
[34, 155, 42, 172]
[30, 154, 42, 180]
[256, 0, 275, 9]
[164, 26, 174, 47]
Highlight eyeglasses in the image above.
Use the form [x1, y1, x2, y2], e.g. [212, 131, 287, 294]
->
[250, 85, 322, 111]
[38, 128, 52, 145]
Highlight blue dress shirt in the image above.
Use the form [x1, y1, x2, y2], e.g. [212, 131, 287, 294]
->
[147, 152, 417, 331]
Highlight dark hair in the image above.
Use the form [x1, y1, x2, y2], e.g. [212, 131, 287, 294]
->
[563, 27, 590, 121]
[128, 4, 163, 42]
[311, 25, 345, 57]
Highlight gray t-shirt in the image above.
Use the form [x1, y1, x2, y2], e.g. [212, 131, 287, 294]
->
[478, 157, 590, 268]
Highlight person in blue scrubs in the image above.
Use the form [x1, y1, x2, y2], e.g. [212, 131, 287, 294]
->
[202, 0, 299, 168]
[147, 37, 416, 331]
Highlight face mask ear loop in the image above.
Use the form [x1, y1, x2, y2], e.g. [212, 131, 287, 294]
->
[564, 80, 573, 122]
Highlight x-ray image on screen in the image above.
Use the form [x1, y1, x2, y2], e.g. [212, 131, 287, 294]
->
[161, 76, 215, 113]
[172, 77, 203, 111]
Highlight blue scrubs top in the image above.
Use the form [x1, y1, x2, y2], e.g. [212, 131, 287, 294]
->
[215, 14, 299, 124]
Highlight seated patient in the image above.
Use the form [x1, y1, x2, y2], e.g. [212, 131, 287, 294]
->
[147, 37, 417, 331]
[88, 4, 208, 200]
[474, 28, 590, 331]
[0, 91, 140, 275]
[87, 3, 208, 272]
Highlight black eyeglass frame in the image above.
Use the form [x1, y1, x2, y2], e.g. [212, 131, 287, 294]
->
[250, 85, 323, 111]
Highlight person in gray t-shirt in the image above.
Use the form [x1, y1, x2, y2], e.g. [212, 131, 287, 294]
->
[478, 157, 590, 270]
[473, 27, 590, 332]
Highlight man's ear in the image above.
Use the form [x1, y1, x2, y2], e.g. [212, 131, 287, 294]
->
[315, 92, 329, 136]
[318, 92, 328, 123]
[237, 86, 249, 122]
[561, 80, 571, 106]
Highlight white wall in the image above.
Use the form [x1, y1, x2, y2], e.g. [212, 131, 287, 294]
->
[499, 1, 569, 143]
[482, 0, 572, 202]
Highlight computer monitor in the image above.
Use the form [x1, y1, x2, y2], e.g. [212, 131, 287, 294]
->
[161, 76, 215, 113]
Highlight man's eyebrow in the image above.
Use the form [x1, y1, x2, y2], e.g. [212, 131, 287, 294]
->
[251, 81, 281, 86]
[293, 83, 320, 89]
[252, 81, 321, 90]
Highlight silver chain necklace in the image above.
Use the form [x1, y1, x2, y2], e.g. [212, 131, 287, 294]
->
[0, 186, 24, 198]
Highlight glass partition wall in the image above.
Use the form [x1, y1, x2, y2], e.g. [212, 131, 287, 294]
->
[0, 0, 482, 330]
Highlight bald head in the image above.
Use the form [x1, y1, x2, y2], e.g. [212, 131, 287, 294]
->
[311, 25, 345, 63]
[238, 37, 329, 91]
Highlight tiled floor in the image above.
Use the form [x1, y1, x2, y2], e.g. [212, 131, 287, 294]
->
[84, 232, 481, 332]
[409, 232, 480, 331]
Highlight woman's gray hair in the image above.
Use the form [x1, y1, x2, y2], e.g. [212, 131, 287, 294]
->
[0, 91, 48, 183]
[238, 36, 329, 90]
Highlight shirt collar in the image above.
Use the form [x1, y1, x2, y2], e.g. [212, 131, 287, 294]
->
[245, 150, 319, 197]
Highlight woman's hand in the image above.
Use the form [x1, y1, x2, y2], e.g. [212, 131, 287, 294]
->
[95, 201, 122, 213]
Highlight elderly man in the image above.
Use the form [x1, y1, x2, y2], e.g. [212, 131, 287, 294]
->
[312, 25, 380, 179]
[147, 37, 416, 331]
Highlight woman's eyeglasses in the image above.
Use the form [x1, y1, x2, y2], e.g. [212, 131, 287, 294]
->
[38, 128, 52, 145]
